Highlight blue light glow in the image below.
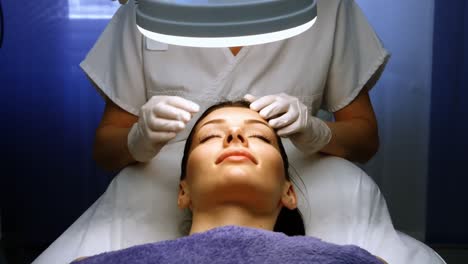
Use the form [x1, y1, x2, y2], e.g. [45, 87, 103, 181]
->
[68, 0, 120, 19]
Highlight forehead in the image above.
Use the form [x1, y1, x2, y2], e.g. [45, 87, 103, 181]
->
[201, 106, 264, 124]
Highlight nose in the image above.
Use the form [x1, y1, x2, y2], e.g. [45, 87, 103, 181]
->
[223, 127, 248, 147]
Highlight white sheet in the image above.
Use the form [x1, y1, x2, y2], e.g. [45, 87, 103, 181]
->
[33, 139, 446, 264]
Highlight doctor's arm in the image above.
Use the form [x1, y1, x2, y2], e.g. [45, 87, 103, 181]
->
[93, 98, 138, 171]
[288, 64, 383, 163]
[319, 63, 384, 163]
[320, 87, 379, 163]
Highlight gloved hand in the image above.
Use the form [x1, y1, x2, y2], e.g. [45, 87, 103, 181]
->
[128, 96, 200, 162]
[244, 93, 332, 155]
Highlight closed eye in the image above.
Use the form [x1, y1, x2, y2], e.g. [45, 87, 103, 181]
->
[199, 134, 222, 143]
[249, 134, 272, 144]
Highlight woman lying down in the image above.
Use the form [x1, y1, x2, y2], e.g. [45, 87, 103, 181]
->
[73, 101, 387, 264]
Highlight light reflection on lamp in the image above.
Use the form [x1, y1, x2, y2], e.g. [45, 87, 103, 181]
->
[136, 0, 318, 48]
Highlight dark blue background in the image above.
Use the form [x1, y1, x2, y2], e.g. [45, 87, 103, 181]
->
[0, 0, 112, 262]
[0, 0, 466, 263]
[426, 0, 468, 244]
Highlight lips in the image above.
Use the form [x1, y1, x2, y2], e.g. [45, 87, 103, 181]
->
[215, 149, 258, 165]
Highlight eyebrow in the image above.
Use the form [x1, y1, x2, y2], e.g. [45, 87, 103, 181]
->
[200, 118, 271, 129]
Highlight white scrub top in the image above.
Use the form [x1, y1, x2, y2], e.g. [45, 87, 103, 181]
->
[37, 1, 451, 264]
[80, 0, 389, 143]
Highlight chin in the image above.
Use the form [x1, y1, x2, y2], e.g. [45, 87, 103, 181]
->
[217, 167, 268, 197]
[220, 166, 254, 180]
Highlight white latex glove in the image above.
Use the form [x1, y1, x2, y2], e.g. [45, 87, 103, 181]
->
[128, 96, 200, 162]
[244, 93, 332, 155]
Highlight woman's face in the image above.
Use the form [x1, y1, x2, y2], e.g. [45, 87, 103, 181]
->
[180, 107, 295, 214]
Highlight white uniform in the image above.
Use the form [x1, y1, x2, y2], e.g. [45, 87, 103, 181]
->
[33, 0, 445, 263]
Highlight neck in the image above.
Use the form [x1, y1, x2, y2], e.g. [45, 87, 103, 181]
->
[229, 46, 242, 56]
[189, 205, 278, 235]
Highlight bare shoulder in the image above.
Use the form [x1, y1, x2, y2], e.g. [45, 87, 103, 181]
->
[71, 256, 88, 263]
[376, 256, 388, 264]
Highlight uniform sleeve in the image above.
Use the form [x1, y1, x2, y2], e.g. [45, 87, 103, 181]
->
[322, 0, 390, 112]
[79, 0, 146, 116]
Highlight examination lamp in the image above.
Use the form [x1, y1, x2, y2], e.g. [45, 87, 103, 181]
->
[135, 0, 317, 48]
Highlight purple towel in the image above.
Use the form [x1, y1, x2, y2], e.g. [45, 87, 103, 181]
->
[73, 226, 382, 264]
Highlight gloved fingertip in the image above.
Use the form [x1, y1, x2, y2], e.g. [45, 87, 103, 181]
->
[243, 94, 256, 103]
[276, 128, 292, 137]
[178, 121, 186, 130]
[191, 103, 200, 113]
[180, 113, 191, 123]
[259, 109, 270, 119]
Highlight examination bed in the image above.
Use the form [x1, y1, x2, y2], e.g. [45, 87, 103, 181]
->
[33, 139, 446, 264]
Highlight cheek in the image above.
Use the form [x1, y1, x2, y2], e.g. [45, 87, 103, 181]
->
[255, 145, 285, 180]
[186, 146, 215, 184]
